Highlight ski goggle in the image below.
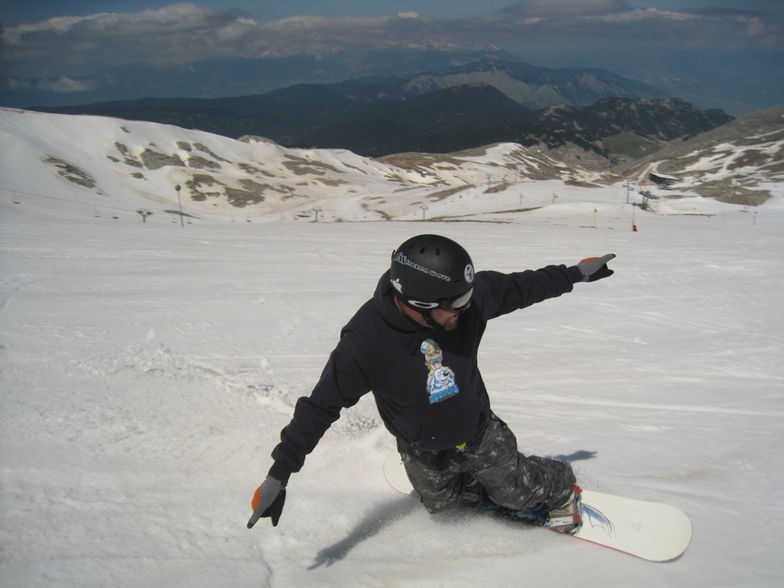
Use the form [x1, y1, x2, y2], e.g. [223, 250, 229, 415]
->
[406, 287, 473, 314]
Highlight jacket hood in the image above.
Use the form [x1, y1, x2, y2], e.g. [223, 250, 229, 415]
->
[373, 270, 430, 336]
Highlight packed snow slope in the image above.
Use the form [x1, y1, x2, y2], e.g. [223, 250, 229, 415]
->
[1, 109, 783, 587]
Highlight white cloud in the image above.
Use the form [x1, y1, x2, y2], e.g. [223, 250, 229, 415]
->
[37, 76, 94, 93]
[501, 0, 632, 18]
[4, 3, 216, 44]
[261, 15, 393, 32]
[733, 14, 771, 38]
[591, 7, 699, 23]
[216, 16, 258, 41]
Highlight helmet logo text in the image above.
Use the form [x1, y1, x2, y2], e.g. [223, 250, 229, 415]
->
[393, 252, 451, 282]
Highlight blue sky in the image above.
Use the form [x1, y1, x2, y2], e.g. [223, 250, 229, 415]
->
[1, 1, 782, 115]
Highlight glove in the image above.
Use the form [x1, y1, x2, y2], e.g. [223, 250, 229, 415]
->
[247, 476, 286, 529]
[576, 253, 616, 282]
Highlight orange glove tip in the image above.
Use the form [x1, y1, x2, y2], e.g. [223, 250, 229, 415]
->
[251, 485, 262, 511]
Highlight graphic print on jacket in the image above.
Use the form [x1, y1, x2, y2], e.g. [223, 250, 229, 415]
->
[420, 338, 459, 404]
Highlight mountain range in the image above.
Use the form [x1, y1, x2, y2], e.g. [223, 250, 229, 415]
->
[28, 59, 731, 162]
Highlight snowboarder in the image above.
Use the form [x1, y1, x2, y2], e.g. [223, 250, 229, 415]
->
[248, 234, 615, 533]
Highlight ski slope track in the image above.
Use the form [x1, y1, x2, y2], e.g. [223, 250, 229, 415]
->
[1, 108, 783, 587]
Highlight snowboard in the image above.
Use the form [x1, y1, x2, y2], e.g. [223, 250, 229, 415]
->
[383, 451, 692, 562]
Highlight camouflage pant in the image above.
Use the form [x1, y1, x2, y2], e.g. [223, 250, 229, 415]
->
[397, 414, 575, 513]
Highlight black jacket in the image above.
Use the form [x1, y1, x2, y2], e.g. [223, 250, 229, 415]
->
[269, 264, 584, 483]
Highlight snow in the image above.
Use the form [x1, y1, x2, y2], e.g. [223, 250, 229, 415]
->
[1, 109, 783, 587]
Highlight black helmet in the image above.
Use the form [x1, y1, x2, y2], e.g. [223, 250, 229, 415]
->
[390, 234, 475, 312]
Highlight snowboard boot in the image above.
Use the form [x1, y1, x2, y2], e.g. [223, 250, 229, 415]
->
[545, 485, 583, 535]
[460, 474, 482, 507]
[460, 475, 499, 512]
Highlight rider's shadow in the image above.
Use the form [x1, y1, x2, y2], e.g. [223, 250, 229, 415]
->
[308, 496, 418, 569]
[551, 450, 597, 463]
